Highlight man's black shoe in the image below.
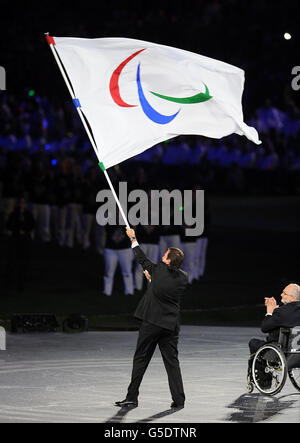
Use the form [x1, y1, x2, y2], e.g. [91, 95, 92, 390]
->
[115, 399, 138, 407]
[170, 401, 184, 409]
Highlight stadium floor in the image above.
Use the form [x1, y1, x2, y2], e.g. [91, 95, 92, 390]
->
[0, 326, 299, 424]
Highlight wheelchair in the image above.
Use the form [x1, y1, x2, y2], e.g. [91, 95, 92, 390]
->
[247, 326, 300, 396]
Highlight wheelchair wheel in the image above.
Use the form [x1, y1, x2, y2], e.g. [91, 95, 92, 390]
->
[288, 368, 300, 392]
[246, 379, 254, 393]
[252, 344, 287, 395]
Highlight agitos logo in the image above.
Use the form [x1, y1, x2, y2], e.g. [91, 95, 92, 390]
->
[109, 49, 212, 125]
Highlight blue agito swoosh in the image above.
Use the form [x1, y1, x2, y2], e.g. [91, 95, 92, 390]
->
[136, 63, 180, 125]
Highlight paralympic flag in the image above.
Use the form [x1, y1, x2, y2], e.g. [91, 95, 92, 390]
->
[50, 36, 261, 169]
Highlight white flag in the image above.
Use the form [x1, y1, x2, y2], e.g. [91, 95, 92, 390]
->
[53, 36, 261, 169]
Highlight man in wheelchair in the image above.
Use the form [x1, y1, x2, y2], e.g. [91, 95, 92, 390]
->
[248, 283, 300, 392]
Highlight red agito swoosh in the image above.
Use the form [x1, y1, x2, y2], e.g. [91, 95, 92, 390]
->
[109, 49, 146, 107]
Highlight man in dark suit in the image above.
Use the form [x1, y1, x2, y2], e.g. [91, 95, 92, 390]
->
[247, 284, 300, 386]
[249, 283, 300, 354]
[115, 227, 188, 409]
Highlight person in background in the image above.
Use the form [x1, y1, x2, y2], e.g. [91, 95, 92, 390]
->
[249, 283, 300, 355]
[193, 189, 211, 281]
[5, 196, 35, 292]
[102, 209, 134, 296]
[247, 283, 300, 386]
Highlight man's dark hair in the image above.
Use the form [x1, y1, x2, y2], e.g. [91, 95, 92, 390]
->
[167, 247, 184, 269]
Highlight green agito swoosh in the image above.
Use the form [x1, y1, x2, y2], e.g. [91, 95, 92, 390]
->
[150, 83, 212, 104]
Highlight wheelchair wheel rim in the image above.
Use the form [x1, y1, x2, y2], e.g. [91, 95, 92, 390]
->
[288, 368, 300, 392]
[252, 344, 287, 395]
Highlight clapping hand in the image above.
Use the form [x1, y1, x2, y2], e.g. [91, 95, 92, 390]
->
[264, 297, 279, 314]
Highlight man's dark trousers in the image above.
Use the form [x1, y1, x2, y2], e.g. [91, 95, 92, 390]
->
[126, 321, 185, 405]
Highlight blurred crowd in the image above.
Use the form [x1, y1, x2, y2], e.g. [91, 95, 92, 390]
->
[1, 0, 300, 294]
[0, 87, 299, 253]
[1, 1, 299, 246]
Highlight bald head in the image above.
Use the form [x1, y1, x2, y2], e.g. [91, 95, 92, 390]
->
[281, 283, 300, 304]
[289, 284, 300, 301]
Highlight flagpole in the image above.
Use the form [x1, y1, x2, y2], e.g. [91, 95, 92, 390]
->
[45, 33, 130, 228]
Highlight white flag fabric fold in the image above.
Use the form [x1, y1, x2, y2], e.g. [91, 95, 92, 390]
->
[53, 36, 261, 169]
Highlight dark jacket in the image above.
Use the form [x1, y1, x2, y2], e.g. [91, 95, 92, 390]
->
[133, 245, 188, 331]
[105, 225, 130, 250]
[6, 208, 35, 238]
[261, 302, 300, 342]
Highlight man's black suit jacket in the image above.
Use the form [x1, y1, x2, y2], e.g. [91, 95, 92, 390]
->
[133, 245, 188, 331]
[261, 302, 300, 342]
